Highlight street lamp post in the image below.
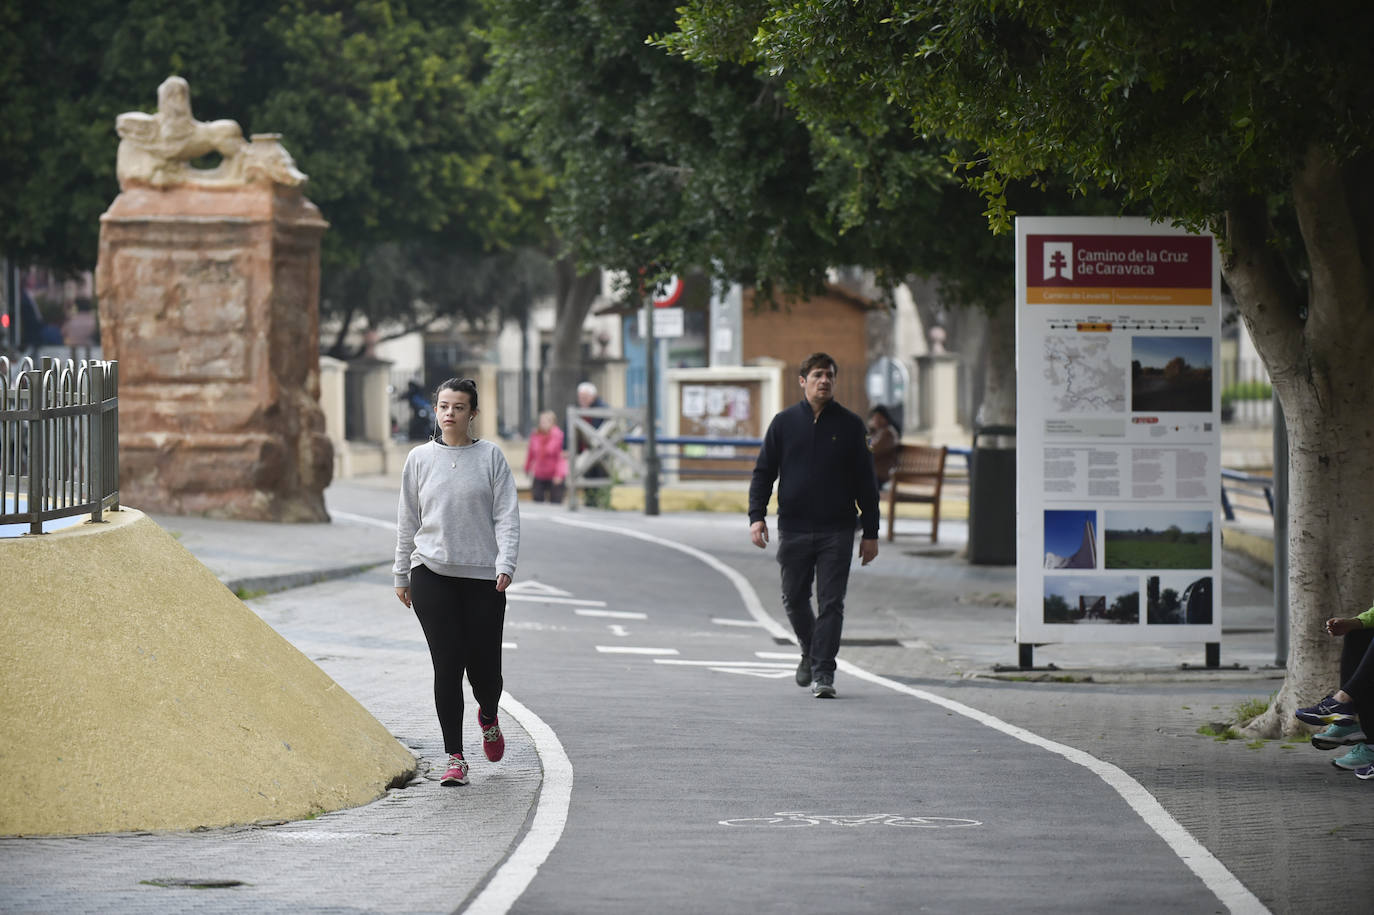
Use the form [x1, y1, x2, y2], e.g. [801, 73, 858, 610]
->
[642, 292, 660, 516]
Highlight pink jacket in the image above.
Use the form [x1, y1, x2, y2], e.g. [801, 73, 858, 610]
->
[525, 427, 568, 481]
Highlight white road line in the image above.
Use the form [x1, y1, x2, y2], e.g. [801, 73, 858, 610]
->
[462, 691, 572, 915]
[575, 609, 647, 620]
[329, 509, 400, 532]
[507, 595, 608, 607]
[653, 659, 794, 668]
[547, 513, 1267, 915]
[501, 642, 518, 650]
[756, 651, 802, 660]
[607, 624, 630, 637]
[595, 646, 679, 656]
[712, 617, 765, 627]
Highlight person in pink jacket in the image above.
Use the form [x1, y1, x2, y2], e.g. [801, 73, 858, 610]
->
[524, 410, 568, 503]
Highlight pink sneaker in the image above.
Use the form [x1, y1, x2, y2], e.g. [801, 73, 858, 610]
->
[481, 714, 505, 762]
[440, 754, 469, 786]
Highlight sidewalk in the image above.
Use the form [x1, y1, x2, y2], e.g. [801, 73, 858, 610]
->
[5, 475, 1362, 913]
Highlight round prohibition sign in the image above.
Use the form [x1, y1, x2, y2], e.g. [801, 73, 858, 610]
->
[718, 811, 982, 829]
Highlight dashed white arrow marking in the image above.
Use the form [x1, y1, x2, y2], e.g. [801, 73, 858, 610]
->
[653, 658, 795, 679]
[508, 595, 608, 607]
[505, 580, 574, 597]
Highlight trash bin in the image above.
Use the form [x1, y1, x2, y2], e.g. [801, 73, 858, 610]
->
[968, 424, 1016, 565]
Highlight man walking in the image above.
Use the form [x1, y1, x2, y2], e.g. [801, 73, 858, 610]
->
[749, 352, 881, 698]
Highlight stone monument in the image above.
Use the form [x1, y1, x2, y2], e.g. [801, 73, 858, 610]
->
[97, 76, 332, 521]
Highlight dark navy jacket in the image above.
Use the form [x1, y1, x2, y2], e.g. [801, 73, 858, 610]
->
[749, 398, 881, 539]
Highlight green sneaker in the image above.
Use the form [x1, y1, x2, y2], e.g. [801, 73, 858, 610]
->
[1312, 723, 1366, 750]
[1331, 743, 1374, 771]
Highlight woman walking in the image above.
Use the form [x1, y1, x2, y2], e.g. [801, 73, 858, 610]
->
[394, 378, 520, 786]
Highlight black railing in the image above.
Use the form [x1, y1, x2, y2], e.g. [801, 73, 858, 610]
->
[1, 356, 120, 535]
[1220, 468, 1274, 521]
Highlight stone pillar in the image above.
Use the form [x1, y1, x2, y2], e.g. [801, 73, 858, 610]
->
[318, 355, 347, 479]
[916, 353, 967, 446]
[96, 181, 333, 521]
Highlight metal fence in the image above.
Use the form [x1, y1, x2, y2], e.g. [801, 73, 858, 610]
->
[1, 356, 120, 535]
[1219, 355, 1273, 426]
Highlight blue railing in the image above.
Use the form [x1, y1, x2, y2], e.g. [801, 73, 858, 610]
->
[622, 435, 760, 478]
[620, 436, 1270, 522]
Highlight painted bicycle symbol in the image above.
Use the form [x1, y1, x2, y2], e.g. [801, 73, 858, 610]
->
[718, 811, 981, 829]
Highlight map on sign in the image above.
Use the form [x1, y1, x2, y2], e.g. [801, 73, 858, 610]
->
[1043, 335, 1125, 413]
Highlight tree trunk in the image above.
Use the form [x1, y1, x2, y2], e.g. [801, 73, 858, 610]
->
[1226, 147, 1374, 737]
[546, 256, 602, 428]
[977, 296, 1016, 431]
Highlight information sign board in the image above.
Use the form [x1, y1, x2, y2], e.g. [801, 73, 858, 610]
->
[1015, 217, 1222, 646]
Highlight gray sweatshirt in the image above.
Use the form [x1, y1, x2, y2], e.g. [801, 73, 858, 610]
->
[393, 439, 520, 587]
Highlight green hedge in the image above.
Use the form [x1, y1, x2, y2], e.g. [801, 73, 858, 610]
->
[1221, 381, 1272, 406]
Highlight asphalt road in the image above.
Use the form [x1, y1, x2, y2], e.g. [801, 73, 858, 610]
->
[0, 486, 1289, 913]
[493, 510, 1237, 914]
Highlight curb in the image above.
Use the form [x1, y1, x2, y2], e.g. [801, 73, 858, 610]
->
[224, 561, 389, 598]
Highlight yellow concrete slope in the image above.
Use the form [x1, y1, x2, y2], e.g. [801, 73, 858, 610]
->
[0, 509, 415, 836]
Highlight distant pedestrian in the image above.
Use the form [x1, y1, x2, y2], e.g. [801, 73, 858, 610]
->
[61, 297, 98, 348]
[393, 378, 520, 786]
[525, 409, 568, 503]
[1296, 602, 1374, 778]
[574, 381, 611, 508]
[867, 405, 901, 486]
[749, 352, 881, 698]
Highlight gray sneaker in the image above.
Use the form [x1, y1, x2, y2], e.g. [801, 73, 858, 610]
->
[811, 674, 836, 699]
[795, 655, 812, 687]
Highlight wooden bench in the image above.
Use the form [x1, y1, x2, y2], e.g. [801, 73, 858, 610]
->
[885, 443, 948, 543]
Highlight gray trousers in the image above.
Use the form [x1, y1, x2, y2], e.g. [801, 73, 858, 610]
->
[777, 529, 855, 675]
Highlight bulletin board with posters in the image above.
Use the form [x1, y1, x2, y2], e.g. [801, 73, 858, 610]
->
[1014, 216, 1223, 649]
[677, 381, 762, 480]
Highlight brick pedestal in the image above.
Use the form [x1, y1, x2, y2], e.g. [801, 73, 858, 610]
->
[96, 183, 333, 520]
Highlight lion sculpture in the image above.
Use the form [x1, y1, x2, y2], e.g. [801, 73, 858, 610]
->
[115, 76, 306, 190]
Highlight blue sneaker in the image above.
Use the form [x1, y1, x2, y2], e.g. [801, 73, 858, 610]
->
[1331, 743, 1374, 771]
[1356, 763, 1374, 781]
[1296, 694, 1358, 727]
[1312, 723, 1366, 750]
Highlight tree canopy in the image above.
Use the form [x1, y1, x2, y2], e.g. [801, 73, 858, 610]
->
[669, 0, 1374, 734]
[483, 0, 962, 302]
[669, 2, 1373, 229]
[1, 0, 550, 314]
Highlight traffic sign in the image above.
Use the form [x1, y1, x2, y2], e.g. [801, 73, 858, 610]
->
[652, 275, 683, 308]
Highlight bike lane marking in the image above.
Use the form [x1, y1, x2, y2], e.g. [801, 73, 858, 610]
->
[546, 513, 1268, 915]
[462, 690, 572, 915]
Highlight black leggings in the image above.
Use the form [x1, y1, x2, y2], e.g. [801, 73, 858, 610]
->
[409, 564, 507, 756]
[1340, 628, 1374, 731]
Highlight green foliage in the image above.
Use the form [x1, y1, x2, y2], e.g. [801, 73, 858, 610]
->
[1, 0, 549, 278]
[485, 0, 844, 298]
[1220, 381, 1273, 407]
[670, 2, 1374, 236]
[1234, 695, 1272, 723]
[485, 0, 1103, 306]
[1197, 723, 1241, 741]
[1104, 537, 1210, 570]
